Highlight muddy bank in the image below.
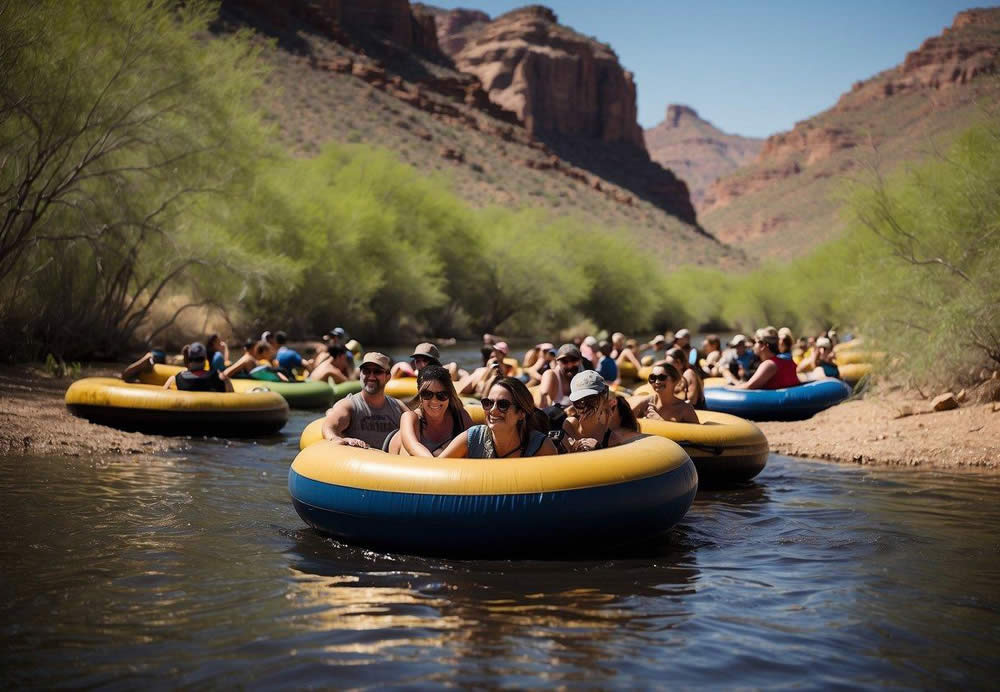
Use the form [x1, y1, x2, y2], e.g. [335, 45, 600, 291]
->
[0, 366, 182, 458]
[760, 390, 1000, 470]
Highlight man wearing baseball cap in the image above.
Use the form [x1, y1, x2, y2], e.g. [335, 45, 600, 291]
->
[718, 334, 758, 386]
[163, 342, 233, 393]
[322, 352, 406, 449]
[538, 344, 583, 408]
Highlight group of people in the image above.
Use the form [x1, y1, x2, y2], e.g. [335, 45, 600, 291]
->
[125, 322, 846, 459]
[321, 349, 648, 460]
[122, 327, 359, 392]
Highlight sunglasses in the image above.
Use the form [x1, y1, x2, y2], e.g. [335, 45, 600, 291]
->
[480, 398, 515, 413]
[559, 358, 580, 366]
[648, 374, 671, 383]
[360, 366, 386, 377]
[419, 389, 449, 402]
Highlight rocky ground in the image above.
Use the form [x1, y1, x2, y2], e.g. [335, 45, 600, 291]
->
[0, 365, 181, 458]
[760, 384, 1000, 470]
[2, 365, 997, 470]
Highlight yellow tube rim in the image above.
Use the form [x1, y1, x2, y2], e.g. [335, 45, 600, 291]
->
[291, 434, 690, 495]
[638, 410, 768, 458]
[65, 377, 288, 412]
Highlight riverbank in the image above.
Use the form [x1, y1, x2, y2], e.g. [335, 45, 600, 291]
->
[0, 366, 181, 458]
[760, 387, 1000, 470]
[1, 366, 997, 469]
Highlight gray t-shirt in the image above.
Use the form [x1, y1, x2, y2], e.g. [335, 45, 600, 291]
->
[343, 392, 405, 449]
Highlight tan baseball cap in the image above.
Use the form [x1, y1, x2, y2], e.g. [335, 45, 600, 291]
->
[360, 352, 390, 371]
[410, 343, 440, 361]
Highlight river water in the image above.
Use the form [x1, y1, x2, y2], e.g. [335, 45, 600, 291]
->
[2, 347, 999, 687]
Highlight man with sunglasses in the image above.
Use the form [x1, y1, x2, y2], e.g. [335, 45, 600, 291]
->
[538, 344, 584, 408]
[322, 352, 406, 448]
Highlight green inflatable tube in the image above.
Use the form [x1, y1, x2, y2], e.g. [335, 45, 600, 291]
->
[330, 379, 362, 402]
[232, 379, 333, 409]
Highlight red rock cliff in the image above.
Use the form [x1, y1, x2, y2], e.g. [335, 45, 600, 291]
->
[433, 5, 647, 151]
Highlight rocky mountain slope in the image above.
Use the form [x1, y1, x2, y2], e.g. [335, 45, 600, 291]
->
[644, 104, 763, 210]
[700, 8, 1000, 260]
[425, 4, 698, 226]
[213, 1, 735, 266]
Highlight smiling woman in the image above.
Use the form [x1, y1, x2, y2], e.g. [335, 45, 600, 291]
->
[439, 377, 557, 459]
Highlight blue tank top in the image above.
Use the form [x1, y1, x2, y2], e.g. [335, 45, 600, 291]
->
[466, 425, 546, 458]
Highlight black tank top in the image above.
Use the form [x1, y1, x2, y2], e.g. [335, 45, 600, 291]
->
[176, 370, 225, 392]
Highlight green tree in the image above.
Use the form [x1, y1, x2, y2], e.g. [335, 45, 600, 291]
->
[0, 0, 273, 358]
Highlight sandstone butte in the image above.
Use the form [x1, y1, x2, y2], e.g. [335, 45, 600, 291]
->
[425, 4, 698, 225]
[644, 104, 763, 211]
[700, 7, 1000, 259]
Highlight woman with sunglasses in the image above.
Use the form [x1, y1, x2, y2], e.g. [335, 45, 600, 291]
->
[630, 363, 699, 423]
[440, 377, 557, 459]
[386, 365, 473, 457]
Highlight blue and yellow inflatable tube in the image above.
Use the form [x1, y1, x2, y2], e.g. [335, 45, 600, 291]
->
[704, 379, 851, 421]
[289, 435, 697, 555]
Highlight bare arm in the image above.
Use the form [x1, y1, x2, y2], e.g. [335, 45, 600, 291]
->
[438, 431, 470, 458]
[740, 361, 776, 390]
[219, 370, 234, 393]
[796, 351, 817, 373]
[534, 437, 558, 457]
[399, 410, 434, 458]
[537, 370, 558, 408]
[223, 353, 252, 379]
[629, 395, 649, 419]
[322, 398, 368, 447]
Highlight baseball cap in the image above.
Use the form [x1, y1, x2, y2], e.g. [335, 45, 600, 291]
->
[778, 327, 793, 338]
[816, 337, 832, 349]
[583, 336, 598, 347]
[729, 334, 747, 347]
[675, 328, 690, 339]
[569, 370, 609, 402]
[329, 327, 347, 339]
[360, 352, 390, 372]
[651, 335, 666, 345]
[187, 342, 207, 363]
[493, 341, 509, 355]
[410, 342, 440, 361]
[261, 330, 273, 342]
[557, 344, 582, 360]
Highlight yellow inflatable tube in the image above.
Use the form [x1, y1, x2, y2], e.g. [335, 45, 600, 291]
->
[638, 411, 768, 485]
[65, 377, 288, 435]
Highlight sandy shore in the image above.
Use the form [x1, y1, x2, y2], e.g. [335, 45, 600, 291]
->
[0, 366, 182, 458]
[760, 389, 1000, 470]
[1, 365, 997, 470]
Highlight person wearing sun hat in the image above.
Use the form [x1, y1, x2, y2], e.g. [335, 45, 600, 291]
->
[390, 342, 442, 378]
[322, 352, 406, 449]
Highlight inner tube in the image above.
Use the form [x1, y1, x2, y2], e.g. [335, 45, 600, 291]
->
[140, 364, 332, 409]
[704, 379, 852, 421]
[65, 377, 288, 436]
[637, 411, 768, 486]
[288, 435, 697, 556]
[837, 363, 872, 386]
[384, 377, 418, 399]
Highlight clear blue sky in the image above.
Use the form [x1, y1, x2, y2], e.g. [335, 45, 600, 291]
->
[427, 0, 977, 138]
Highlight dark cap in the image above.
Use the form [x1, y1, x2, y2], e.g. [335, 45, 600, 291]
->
[187, 342, 207, 363]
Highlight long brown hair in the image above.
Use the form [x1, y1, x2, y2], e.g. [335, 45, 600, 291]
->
[489, 376, 547, 452]
[412, 365, 464, 436]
